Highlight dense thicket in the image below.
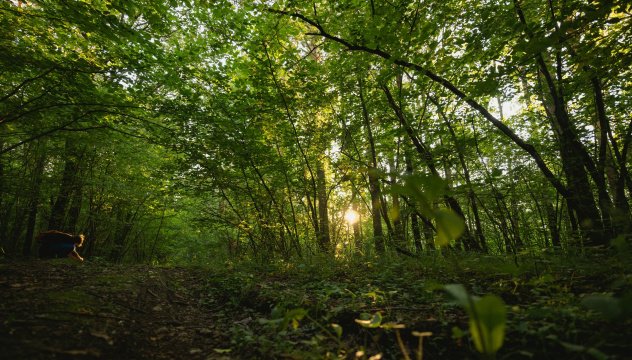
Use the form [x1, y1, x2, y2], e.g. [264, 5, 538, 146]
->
[1, 0, 630, 262]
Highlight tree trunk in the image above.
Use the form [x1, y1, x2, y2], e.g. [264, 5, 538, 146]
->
[66, 182, 83, 234]
[510, 197, 524, 248]
[382, 85, 479, 251]
[405, 152, 423, 252]
[352, 200, 361, 251]
[555, 0, 632, 235]
[515, 1, 612, 246]
[108, 210, 133, 263]
[359, 77, 385, 253]
[421, 214, 434, 250]
[546, 200, 560, 248]
[48, 141, 84, 231]
[389, 158, 404, 247]
[429, 95, 488, 252]
[368, 169, 384, 252]
[23, 149, 46, 257]
[0, 142, 5, 248]
[317, 165, 330, 252]
[566, 200, 580, 249]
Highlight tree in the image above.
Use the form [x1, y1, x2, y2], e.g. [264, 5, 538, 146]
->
[267, 0, 631, 249]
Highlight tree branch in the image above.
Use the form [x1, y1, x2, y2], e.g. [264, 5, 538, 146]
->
[0, 67, 57, 103]
[268, 7, 572, 199]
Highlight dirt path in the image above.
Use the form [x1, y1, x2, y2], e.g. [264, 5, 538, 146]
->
[0, 259, 231, 359]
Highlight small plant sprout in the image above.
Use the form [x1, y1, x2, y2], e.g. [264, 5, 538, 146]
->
[442, 284, 507, 358]
[381, 323, 409, 360]
[355, 312, 383, 328]
[412, 331, 433, 360]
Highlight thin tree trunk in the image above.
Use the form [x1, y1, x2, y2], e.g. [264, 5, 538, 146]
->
[389, 158, 404, 247]
[406, 151, 423, 252]
[382, 85, 479, 251]
[49, 141, 84, 231]
[272, 7, 616, 247]
[317, 165, 330, 252]
[275, 141, 302, 257]
[0, 141, 5, 248]
[421, 214, 434, 250]
[248, 158, 296, 254]
[510, 197, 524, 248]
[262, 43, 319, 245]
[358, 78, 385, 253]
[515, 0, 613, 246]
[428, 95, 488, 252]
[352, 200, 361, 251]
[551, 0, 632, 233]
[83, 190, 99, 258]
[67, 184, 83, 234]
[546, 200, 560, 247]
[23, 148, 46, 257]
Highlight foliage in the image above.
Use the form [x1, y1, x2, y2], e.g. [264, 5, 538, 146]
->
[3, 0, 632, 261]
[188, 251, 631, 359]
[1, 0, 631, 357]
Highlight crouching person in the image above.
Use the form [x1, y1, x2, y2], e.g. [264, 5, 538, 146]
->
[36, 230, 85, 261]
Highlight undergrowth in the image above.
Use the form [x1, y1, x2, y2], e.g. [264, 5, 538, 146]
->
[195, 249, 632, 359]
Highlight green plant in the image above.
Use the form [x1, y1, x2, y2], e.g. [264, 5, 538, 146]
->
[440, 284, 507, 358]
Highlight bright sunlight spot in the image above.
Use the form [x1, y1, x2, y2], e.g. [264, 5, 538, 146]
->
[344, 209, 359, 224]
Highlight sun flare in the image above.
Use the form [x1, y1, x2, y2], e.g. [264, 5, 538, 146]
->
[344, 209, 359, 225]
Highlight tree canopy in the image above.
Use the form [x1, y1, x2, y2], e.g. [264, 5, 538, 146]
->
[1, 0, 631, 262]
[2, 1, 632, 359]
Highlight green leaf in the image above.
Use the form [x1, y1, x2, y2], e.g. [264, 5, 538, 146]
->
[469, 295, 507, 355]
[581, 295, 621, 319]
[451, 326, 466, 339]
[444, 284, 472, 307]
[331, 323, 342, 338]
[388, 205, 400, 222]
[434, 209, 465, 247]
[280, 308, 308, 330]
[271, 306, 282, 320]
[355, 312, 382, 328]
[558, 341, 610, 360]
[611, 235, 630, 253]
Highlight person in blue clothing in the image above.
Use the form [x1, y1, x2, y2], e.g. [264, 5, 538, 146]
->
[36, 230, 85, 261]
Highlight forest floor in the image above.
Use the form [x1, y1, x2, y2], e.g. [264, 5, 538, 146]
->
[0, 259, 231, 359]
[0, 251, 631, 359]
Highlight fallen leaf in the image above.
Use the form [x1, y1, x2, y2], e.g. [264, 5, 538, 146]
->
[10, 283, 36, 288]
[91, 331, 111, 341]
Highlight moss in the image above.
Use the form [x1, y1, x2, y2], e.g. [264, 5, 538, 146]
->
[43, 290, 94, 310]
[34, 290, 96, 321]
[46, 258, 83, 268]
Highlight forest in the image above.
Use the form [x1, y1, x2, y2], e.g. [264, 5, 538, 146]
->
[1, 0, 631, 359]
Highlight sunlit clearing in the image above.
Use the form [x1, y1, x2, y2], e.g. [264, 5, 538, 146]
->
[344, 209, 359, 225]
